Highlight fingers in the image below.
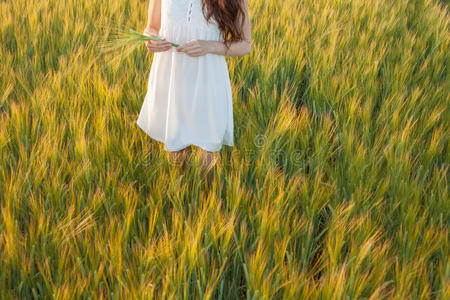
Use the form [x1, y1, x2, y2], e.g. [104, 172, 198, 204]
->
[176, 41, 195, 52]
[182, 49, 202, 56]
[177, 45, 202, 56]
[146, 44, 169, 52]
[176, 45, 196, 54]
[176, 40, 205, 56]
[142, 32, 172, 52]
[147, 43, 171, 52]
[146, 39, 172, 52]
[177, 45, 191, 52]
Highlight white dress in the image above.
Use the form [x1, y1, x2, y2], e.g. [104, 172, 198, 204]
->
[136, 0, 234, 152]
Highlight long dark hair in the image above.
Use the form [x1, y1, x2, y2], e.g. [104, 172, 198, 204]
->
[201, 0, 246, 50]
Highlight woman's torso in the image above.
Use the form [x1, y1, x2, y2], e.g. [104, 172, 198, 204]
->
[160, 0, 221, 34]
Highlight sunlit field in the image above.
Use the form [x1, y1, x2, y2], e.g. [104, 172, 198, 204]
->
[1, 0, 449, 298]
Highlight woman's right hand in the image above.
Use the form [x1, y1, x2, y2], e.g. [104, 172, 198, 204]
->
[144, 31, 172, 52]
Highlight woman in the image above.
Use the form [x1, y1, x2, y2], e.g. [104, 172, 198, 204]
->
[136, 0, 252, 171]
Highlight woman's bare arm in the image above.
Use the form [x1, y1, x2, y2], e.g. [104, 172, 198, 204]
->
[175, 0, 251, 57]
[144, 0, 171, 52]
[206, 0, 252, 57]
[144, 0, 162, 34]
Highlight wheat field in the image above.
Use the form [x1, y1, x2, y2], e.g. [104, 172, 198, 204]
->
[0, 0, 449, 299]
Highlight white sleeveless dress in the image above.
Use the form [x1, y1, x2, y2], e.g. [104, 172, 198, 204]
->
[136, 0, 234, 152]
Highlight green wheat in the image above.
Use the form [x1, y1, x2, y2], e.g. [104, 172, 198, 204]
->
[97, 23, 179, 67]
[0, 0, 448, 299]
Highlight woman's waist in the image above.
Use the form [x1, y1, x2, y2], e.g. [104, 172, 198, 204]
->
[159, 20, 223, 43]
[161, 13, 220, 32]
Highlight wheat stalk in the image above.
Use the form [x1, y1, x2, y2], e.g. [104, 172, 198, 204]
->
[96, 23, 178, 67]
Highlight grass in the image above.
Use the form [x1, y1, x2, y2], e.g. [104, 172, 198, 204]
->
[0, 0, 449, 299]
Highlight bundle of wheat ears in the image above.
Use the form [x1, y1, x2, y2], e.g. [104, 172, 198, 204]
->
[98, 23, 179, 67]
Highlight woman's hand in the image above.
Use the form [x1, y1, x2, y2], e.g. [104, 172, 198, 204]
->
[143, 30, 172, 52]
[176, 40, 210, 57]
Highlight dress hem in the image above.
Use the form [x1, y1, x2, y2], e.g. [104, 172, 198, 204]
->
[136, 120, 233, 153]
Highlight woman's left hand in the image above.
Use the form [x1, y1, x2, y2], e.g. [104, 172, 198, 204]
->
[176, 40, 210, 57]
